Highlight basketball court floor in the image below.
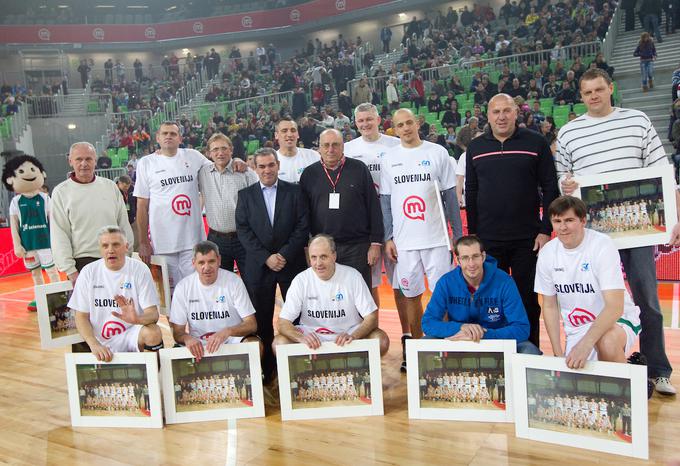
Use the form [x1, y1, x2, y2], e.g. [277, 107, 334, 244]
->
[0, 272, 678, 465]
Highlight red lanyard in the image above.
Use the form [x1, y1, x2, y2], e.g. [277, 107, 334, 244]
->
[322, 158, 345, 192]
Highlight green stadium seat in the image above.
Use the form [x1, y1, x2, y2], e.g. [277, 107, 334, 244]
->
[110, 150, 121, 168]
[554, 115, 569, 129]
[553, 105, 571, 118]
[118, 104, 128, 113]
[247, 139, 260, 155]
[572, 103, 587, 115]
[118, 147, 129, 163]
[87, 101, 99, 112]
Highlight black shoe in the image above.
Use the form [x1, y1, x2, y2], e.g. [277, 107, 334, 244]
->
[627, 352, 653, 399]
[401, 335, 412, 373]
[400, 360, 407, 373]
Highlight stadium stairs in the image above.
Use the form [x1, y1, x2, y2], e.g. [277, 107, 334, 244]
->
[609, 15, 679, 155]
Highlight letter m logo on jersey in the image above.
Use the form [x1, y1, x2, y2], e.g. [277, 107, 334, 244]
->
[403, 195, 426, 221]
[567, 308, 597, 327]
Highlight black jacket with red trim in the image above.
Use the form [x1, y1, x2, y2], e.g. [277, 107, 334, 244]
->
[464, 126, 559, 241]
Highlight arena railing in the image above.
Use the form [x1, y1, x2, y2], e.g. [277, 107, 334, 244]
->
[602, 5, 621, 63]
[25, 89, 65, 118]
[181, 91, 294, 123]
[347, 41, 602, 102]
[0, 104, 29, 143]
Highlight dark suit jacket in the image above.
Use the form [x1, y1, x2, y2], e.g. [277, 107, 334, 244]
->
[236, 179, 309, 287]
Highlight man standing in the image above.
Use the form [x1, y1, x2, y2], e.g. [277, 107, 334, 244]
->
[275, 118, 320, 183]
[555, 68, 679, 394]
[51, 142, 133, 284]
[380, 25, 392, 53]
[535, 196, 641, 369]
[134, 121, 211, 289]
[300, 129, 383, 289]
[236, 148, 309, 382]
[169, 241, 260, 363]
[465, 93, 560, 347]
[273, 234, 390, 356]
[70, 226, 163, 362]
[199, 133, 258, 278]
[422, 235, 540, 354]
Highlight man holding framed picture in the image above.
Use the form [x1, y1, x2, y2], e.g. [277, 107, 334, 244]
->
[555, 68, 680, 395]
[535, 196, 641, 370]
[421, 235, 541, 355]
[273, 234, 390, 356]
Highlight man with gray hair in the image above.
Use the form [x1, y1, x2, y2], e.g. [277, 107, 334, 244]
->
[69, 226, 162, 362]
[51, 141, 133, 284]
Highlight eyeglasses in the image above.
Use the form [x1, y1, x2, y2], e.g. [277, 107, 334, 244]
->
[458, 253, 484, 263]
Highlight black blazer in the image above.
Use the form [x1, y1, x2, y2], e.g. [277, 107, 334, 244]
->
[236, 179, 309, 286]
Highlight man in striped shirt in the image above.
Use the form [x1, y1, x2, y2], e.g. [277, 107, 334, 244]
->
[556, 68, 680, 396]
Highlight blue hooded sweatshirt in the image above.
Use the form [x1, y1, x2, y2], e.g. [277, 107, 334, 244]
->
[422, 255, 530, 341]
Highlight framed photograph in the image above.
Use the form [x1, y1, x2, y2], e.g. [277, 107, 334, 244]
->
[406, 339, 516, 422]
[132, 253, 171, 314]
[574, 165, 678, 249]
[159, 342, 265, 424]
[276, 339, 383, 421]
[512, 354, 648, 459]
[36, 281, 83, 349]
[65, 352, 163, 428]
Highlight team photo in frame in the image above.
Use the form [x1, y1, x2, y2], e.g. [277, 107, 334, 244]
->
[574, 165, 678, 250]
[159, 342, 265, 424]
[276, 339, 384, 421]
[406, 339, 516, 422]
[512, 354, 648, 459]
[65, 352, 163, 428]
[35, 281, 83, 349]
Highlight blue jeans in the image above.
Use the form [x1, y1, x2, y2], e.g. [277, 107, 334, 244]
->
[517, 340, 543, 355]
[640, 60, 654, 87]
[620, 246, 672, 378]
[644, 14, 663, 42]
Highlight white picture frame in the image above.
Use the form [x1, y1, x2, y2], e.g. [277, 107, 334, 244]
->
[65, 352, 163, 428]
[159, 342, 265, 424]
[132, 253, 171, 314]
[406, 339, 516, 422]
[276, 339, 384, 421]
[35, 281, 83, 349]
[512, 354, 648, 459]
[573, 165, 678, 249]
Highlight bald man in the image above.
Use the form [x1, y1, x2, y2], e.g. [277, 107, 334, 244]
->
[299, 129, 383, 289]
[464, 93, 560, 347]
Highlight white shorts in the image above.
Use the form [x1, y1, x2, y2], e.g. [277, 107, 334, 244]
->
[565, 320, 637, 361]
[23, 249, 54, 270]
[296, 323, 362, 342]
[395, 246, 452, 298]
[371, 250, 397, 289]
[101, 324, 143, 353]
[158, 249, 194, 289]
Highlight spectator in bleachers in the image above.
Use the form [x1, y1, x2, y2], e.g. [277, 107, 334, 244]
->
[441, 100, 462, 128]
[554, 81, 579, 105]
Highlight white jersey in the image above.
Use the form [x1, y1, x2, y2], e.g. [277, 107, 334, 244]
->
[170, 269, 256, 340]
[535, 229, 640, 337]
[380, 140, 456, 250]
[68, 257, 159, 346]
[277, 148, 320, 183]
[344, 134, 401, 191]
[133, 149, 209, 254]
[455, 152, 466, 177]
[280, 264, 376, 334]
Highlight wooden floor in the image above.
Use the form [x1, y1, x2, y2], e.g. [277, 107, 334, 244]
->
[1, 273, 679, 465]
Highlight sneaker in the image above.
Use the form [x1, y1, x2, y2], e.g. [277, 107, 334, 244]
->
[652, 377, 677, 396]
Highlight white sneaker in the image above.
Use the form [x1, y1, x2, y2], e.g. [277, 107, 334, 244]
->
[652, 377, 677, 396]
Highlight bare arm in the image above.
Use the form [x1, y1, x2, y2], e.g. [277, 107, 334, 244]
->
[9, 215, 25, 257]
[541, 294, 564, 357]
[171, 322, 204, 361]
[349, 311, 379, 339]
[75, 311, 113, 362]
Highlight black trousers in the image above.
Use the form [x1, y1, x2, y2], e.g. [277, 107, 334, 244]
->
[482, 238, 541, 347]
[208, 230, 247, 280]
[247, 274, 293, 382]
[335, 241, 371, 290]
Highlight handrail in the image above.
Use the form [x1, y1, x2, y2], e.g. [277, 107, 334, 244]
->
[181, 91, 294, 118]
[602, 5, 621, 63]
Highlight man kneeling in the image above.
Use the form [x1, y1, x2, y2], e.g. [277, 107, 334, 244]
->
[422, 235, 541, 354]
[273, 234, 390, 355]
[170, 241, 260, 362]
[535, 196, 641, 369]
[71, 226, 163, 362]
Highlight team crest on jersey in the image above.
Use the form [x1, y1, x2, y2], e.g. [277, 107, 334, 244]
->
[400, 278, 409, 289]
[418, 160, 431, 167]
[580, 262, 590, 271]
[215, 295, 226, 303]
[378, 152, 386, 158]
[567, 308, 596, 327]
[333, 292, 344, 302]
[297, 167, 305, 174]
[119, 281, 132, 290]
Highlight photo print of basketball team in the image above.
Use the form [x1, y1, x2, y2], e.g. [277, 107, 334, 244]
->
[581, 177, 666, 237]
[288, 352, 372, 409]
[417, 351, 506, 410]
[76, 363, 151, 417]
[47, 289, 76, 339]
[526, 368, 633, 443]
